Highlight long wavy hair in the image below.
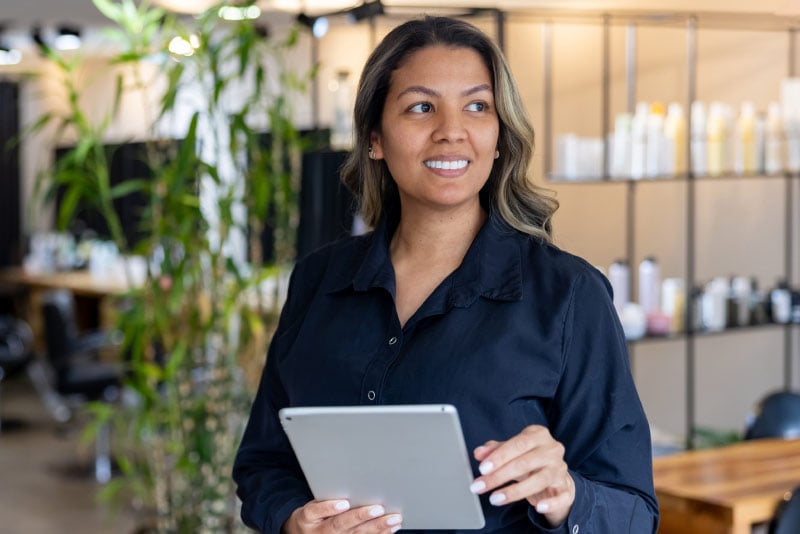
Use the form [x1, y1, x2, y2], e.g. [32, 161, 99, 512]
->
[340, 16, 558, 241]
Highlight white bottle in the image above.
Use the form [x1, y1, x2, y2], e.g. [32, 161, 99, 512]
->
[690, 101, 707, 176]
[782, 78, 800, 173]
[608, 260, 630, 312]
[707, 101, 727, 177]
[611, 112, 633, 179]
[638, 257, 660, 316]
[663, 103, 687, 176]
[765, 102, 784, 175]
[630, 102, 649, 179]
[330, 69, 354, 151]
[734, 102, 757, 175]
[646, 102, 665, 178]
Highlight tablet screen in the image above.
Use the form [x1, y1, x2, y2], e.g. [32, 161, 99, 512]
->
[279, 404, 485, 530]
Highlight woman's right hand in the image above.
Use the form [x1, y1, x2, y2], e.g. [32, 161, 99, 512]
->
[282, 500, 403, 534]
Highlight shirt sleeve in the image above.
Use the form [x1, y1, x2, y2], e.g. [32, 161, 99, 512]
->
[528, 268, 659, 534]
[233, 260, 316, 534]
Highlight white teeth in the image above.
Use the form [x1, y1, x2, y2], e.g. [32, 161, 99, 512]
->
[424, 160, 468, 170]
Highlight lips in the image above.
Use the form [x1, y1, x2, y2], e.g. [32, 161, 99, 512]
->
[424, 159, 469, 170]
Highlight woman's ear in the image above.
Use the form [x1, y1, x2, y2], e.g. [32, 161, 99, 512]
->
[369, 131, 383, 160]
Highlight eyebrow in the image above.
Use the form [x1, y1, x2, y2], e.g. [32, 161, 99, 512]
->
[395, 83, 492, 100]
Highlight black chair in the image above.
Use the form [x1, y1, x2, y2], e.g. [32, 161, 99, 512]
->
[0, 315, 34, 432]
[770, 484, 800, 534]
[41, 290, 122, 482]
[744, 391, 800, 441]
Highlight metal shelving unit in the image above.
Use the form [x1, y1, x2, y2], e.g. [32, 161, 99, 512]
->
[534, 11, 799, 448]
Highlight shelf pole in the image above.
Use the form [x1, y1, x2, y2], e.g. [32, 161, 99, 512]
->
[495, 9, 506, 53]
[543, 22, 553, 177]
[785, 28, 796, 389]
[602, 15, 610, 180]
[685, 15, 698, 449]
[625, 23, 637, 315]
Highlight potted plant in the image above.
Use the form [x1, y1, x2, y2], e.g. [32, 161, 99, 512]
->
[29, 0, 311, 530]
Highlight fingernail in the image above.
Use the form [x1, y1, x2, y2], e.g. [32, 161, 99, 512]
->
[390, 526, 401, 533]
[469, 480, 486, 493]
[335, 500, 350, 511]
[386, 515, 402, 526]
[369, 505, 385, 517]
[536, 502, 550, 513]
[489, 493, 506, 506]
[479, 461, 494, 475]
[475, 445, 487, 455]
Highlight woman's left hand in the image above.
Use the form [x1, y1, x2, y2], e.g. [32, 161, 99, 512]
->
[470, 425, 575, 528]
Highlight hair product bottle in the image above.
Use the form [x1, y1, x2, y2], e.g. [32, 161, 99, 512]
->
[608, 260, 630, 312]
[663, 103, 687, 176]
[765, 102, 785, 175]
[330, 69, 354, 151]
[690, 101, 707, 176]
[630, 102, 649, 179]
[638, 257, 661, 316]
[646, 102, 665, 178]
[706, 102, 727, 177]
[734, 102, 757, 175]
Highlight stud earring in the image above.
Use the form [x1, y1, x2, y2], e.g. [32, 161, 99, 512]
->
[494, 150, 500, 160]
[368, 146, 375, 160]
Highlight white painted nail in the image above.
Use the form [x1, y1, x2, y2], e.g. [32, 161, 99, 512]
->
[469, 480, 486, 493]
[479, 461, 494, 475]
[335, 500, 350, 511]
[536, 502, 550, 513]
[369, 505, 385, 517]
[489, 493, 506, 506]
[386, 515, 402, 526]
[390, 526, 401, 533]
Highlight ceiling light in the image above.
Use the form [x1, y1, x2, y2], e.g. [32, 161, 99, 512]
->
[218, 5, 262, 21]
[0, 47, 22, 66]
[297, 13, 329, 39]
[346, 1, 384, 23]
[54, 26, 81, 51]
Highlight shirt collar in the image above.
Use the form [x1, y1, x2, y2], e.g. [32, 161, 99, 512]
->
[327, 210, 524, 305]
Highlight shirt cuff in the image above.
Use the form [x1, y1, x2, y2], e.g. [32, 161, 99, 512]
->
[527, 469, 595, 534]
[263, 495, 312, 534]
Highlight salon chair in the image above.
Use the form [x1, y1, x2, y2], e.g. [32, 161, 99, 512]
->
[744, 390, 800, 440]
[770, 483, 800, 534]
[41, 290, 122, 482]
[0, 315, 34, 432]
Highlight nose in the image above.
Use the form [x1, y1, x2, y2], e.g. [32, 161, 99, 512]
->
[432, 106, 467, 143]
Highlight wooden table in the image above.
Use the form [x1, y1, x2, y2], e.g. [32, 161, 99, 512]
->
[654, 438, 800, 534]
[0, 267, 133, 298]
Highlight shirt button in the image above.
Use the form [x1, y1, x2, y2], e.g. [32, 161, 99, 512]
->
[388, 336, 398, 345]
[572, 525, 579, 534]
[367, 390, 376, 401]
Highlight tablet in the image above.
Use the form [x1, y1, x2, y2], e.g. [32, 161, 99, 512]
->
[278, 404, 485, 530]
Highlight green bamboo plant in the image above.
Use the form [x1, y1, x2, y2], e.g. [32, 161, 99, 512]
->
[31, 0, 311, 531]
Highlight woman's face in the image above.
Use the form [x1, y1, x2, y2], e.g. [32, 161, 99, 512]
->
[371, 45, 499, 215]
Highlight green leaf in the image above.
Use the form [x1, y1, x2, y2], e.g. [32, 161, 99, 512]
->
[109, 179, 149, 199]
[92, 0, 123, 23]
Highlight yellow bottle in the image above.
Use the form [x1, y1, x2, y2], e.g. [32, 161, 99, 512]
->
[707, 102, 726, 176]
[664, 103, 687, 176]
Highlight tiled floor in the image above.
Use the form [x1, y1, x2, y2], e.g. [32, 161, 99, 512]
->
[0, 373, 138, 534]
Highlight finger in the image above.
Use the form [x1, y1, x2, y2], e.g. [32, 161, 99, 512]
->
[299, 499, 351, 523]
[488, 462, 570, 507]
[474, 440, 502, 462]
[328, 504, 387, 532]
[471, 428, 565, 496]
[351, 513, 403, 534]
[478, 426, 551, 478]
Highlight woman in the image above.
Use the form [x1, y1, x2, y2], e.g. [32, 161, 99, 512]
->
[234, 16, 658, 534]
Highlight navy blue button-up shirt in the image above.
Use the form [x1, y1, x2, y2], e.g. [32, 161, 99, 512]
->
[234, 211, 659, 533]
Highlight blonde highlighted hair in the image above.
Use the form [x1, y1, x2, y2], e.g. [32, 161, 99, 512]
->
[340, 16, 558, 241]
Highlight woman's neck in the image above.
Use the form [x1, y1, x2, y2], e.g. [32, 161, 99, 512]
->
[389, 201, 487, 267]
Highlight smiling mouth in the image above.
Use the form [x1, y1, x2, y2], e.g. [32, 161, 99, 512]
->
[424, 160, 469, 170]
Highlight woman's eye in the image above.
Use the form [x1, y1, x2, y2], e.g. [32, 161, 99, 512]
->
[409, 102, 433, 113]
[466, 102, 487, 112]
